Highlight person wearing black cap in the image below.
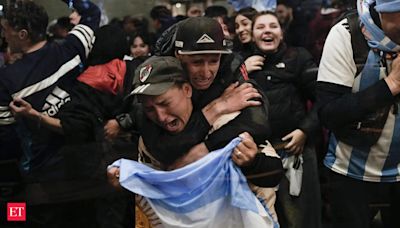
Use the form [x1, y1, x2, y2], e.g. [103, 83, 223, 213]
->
[118, 18, 279, 221]
[105, 55, 282, 185]
[146, 17, 271, 167]
[107, 17, 271, 170]
[107, 55, 283, 225]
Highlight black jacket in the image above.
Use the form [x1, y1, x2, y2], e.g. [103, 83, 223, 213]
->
[51, 59, 143, 184]
[130, 21, 279, 187]
[249, 44, 319, 144]
[138, 21, 272, 159]
[60, 58, 144, 143]
[139, 53, 271, 164]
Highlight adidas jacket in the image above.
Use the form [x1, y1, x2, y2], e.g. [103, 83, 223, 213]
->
[0, 0, 100, 173]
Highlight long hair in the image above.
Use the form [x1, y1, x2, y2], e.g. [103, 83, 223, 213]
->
[129, 32, 154, 56]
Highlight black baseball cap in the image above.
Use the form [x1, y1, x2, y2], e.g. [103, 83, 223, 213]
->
[175, 17, 231, 55]
[128, 56, 187, 97]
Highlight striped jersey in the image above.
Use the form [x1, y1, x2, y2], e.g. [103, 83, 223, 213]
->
[317, 19, 400, 182]
[0, 23, 95, 172]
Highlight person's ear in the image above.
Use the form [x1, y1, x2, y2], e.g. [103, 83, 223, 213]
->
[18, 29, 28, 40]
[183, 83, 192, 98]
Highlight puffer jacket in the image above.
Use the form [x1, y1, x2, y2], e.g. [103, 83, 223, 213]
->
[249, 44, 319, 143]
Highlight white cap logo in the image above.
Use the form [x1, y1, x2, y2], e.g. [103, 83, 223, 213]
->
[196, 34, 215, 44]
[139, 65, 152, 82]
[175, 41, 184, 48]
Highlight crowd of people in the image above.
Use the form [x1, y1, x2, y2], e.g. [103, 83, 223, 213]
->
[1, 0, 400, 227]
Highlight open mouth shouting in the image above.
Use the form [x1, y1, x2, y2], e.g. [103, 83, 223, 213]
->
[163, 119, 181, 133]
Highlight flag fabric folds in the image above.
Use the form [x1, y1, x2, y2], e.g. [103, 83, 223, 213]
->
[109, 138, 276, 228]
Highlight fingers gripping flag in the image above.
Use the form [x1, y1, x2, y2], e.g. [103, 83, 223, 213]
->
[110, 138, 276, 228]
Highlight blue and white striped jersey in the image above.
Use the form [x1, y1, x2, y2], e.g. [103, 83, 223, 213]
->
[318, 19, 400, 182]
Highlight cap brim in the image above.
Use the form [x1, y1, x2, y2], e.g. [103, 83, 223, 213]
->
[177, 49, 232, 55]
[125, 82, 175, 100]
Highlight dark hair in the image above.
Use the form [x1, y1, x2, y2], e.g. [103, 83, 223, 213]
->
[87, 24, 130, 66]
[4, 0, 48, 43]
[150, 5, 176, 35]
[123, 16, 149, 34]
[175, 15, 188, 22]
[130, 32, 152, 47]
[150, 5, 172, 20]
[129, 32, 154, 55]
[235, 7, 258, 21]
[204, 6, 230, 36]
[56, 16, 74, 31]
[226, 16, 236, 35]
[232, 7, 258, 48]
[277, 0, 293, 8]
[204, 5, 228, 18]
[109, 17, 123, 27]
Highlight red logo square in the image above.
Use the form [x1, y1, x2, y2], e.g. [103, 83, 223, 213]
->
[7, 202, 26, 221]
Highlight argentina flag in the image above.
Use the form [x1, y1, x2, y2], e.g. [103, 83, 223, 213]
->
[110, 138, 276, 228]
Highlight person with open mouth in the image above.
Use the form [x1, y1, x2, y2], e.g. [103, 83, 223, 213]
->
[247, 10, 322, 228]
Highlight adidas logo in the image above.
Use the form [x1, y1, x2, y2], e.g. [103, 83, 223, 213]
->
[42, 87, 71, 116]
[196, 34, 215, 44]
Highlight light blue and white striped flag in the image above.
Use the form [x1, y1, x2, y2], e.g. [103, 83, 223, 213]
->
[110, 138, 275, 228]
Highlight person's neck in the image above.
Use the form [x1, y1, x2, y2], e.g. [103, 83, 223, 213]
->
[23, 40, 47, 54]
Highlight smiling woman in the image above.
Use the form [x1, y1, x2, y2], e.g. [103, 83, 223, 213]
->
[233, 7, 258, 56]
[252, 12, 283, 54]
[234, 7, 257, 45]
[236, 14, 252, 43]
[246, 10, 322, 228]
[129, 32, 153, 58]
